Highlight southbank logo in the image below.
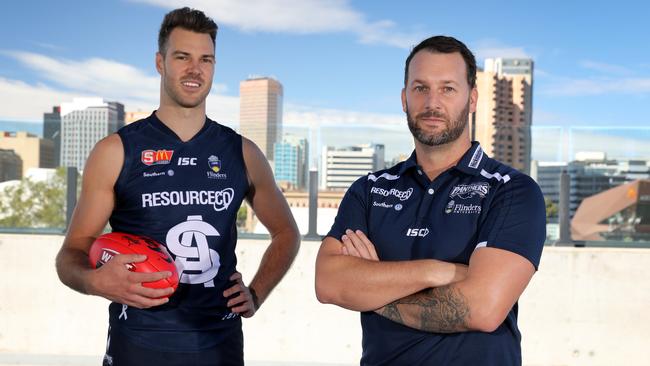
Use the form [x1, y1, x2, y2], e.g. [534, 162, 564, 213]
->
[141, 149, 174, 166]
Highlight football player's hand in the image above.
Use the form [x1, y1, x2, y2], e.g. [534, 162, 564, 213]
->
[223, 271, 257, 318]
[88, 254, 174, 308]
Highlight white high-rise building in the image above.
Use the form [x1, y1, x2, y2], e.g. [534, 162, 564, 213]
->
[60, 98, 124, 171]
[320, 144, 385, 190]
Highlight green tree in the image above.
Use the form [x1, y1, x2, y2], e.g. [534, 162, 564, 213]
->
[0, 168, 76, 229]
[545, 197, 558, 219]
[236, 203, 248, 229]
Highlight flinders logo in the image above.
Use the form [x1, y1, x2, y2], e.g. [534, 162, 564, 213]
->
[207, 155, 227, 180]
[445, 200, 455, 214]
[445, 199, 482, 215]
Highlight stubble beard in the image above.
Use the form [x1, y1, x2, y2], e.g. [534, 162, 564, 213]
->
[163, 72, 210, 109]
[406, 100, 470, 146]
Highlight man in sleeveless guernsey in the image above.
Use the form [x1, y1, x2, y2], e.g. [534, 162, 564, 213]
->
[56, 8, 300, 366]
[315, 36, 546, 365]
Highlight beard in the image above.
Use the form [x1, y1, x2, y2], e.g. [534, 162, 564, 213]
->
[406, 100, 470, 146]
[163, 73, 211, 109]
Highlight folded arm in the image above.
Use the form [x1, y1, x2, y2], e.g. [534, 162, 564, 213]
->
[315, 231, 467, 312]
[375, 246, 535, 333]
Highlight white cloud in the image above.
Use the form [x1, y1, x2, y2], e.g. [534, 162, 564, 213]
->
[532, 127, 650, 162]
[131, 0, 423, 48]
[537, 62, 650, 97]
[540, 77, 650, 96]
[472, 39, 531, 63]
[0, 51, 238, 124]
[4, 50, 160, 104]
[0, 74, 239, 125]
[533, 110, 570, 125]
[31, 41, 65, 51]
[205, 93, 239, 127]
[0, 50, 408, 130]
[284, 103, 405, 129]
[579, 60, 632, 75]
[0, 77, 90, 121]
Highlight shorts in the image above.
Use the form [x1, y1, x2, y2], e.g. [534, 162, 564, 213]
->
[102, 325, 244, 366]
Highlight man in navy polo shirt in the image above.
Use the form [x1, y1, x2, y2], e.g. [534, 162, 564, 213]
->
[315, 35, 545, 365]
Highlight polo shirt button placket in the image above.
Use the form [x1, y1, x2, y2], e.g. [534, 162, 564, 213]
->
[417, 185, 436, 220]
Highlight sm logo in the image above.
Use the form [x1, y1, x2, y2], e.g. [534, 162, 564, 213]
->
[141, 149, 174, 166]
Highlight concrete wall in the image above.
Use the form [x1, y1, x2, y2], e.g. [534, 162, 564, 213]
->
[0, 234, 648, 365]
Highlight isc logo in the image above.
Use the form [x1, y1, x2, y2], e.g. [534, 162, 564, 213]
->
[406, 228, 429, 237]
[177, 157, 198, 166]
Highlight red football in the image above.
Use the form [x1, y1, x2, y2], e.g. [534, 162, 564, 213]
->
[89, 232, 179, 293]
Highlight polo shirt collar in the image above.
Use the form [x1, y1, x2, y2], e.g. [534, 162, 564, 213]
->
[398, 141, 487, 177]
[398, 150, 419, 175]
[454, 141, 487, 176]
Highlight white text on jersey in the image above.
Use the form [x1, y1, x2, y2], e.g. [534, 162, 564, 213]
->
[141, 189, 234, 212]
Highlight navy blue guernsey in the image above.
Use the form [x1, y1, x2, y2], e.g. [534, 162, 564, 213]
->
[108, 112, 249, 352]
[327, 142, 546, 366]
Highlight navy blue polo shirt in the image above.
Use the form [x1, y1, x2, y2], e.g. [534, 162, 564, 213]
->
[327, 142, 546, 366]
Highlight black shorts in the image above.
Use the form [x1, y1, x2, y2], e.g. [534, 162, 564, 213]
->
[102, 326, 244, 366]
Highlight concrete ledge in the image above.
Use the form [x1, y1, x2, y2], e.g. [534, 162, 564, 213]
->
[1, 234, 648, 365]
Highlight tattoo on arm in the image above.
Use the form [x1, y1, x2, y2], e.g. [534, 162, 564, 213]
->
[375, 285, 470, 333]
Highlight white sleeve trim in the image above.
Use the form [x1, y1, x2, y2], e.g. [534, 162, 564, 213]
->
[480, 169, 511, 183]
[475, 241, 488, 250]
[367, 172, 400, 182]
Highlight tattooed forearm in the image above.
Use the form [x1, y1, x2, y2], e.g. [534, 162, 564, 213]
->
[377, 302, 403, 324]
[375, 285, 470, 333]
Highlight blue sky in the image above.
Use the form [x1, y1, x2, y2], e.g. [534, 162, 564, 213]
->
[1, 0, 649, 161]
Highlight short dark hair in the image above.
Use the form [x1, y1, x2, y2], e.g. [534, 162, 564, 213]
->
[158, 7, 218, 56]
[404, 36, 477, 88]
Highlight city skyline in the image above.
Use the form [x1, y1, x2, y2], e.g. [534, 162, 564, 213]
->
[1, 0, 649, 163]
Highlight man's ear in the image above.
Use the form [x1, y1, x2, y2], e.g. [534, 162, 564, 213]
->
[469, 87, 478, 114]
[155, 52, 164, 75]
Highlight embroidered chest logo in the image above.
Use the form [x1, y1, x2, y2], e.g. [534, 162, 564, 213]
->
[370, 187, 413, 201]
[207, 155, 227, 179]
[141, 149, 174, 166]
[445, 199, 482, 215]
[449, 182, 490, 200]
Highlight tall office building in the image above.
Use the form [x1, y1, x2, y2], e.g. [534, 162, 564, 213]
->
[321, 144, 385, 190]
[0, 131, 54, 177]
[532, 154, 649, 219]
[473, 58, 533, 173]
[274, 134, 308, 190]
[239, 77, 283, 161]
[60, 98, 124, 171]
[0, 149, 22, 182]
[43, 106, 61, 167]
